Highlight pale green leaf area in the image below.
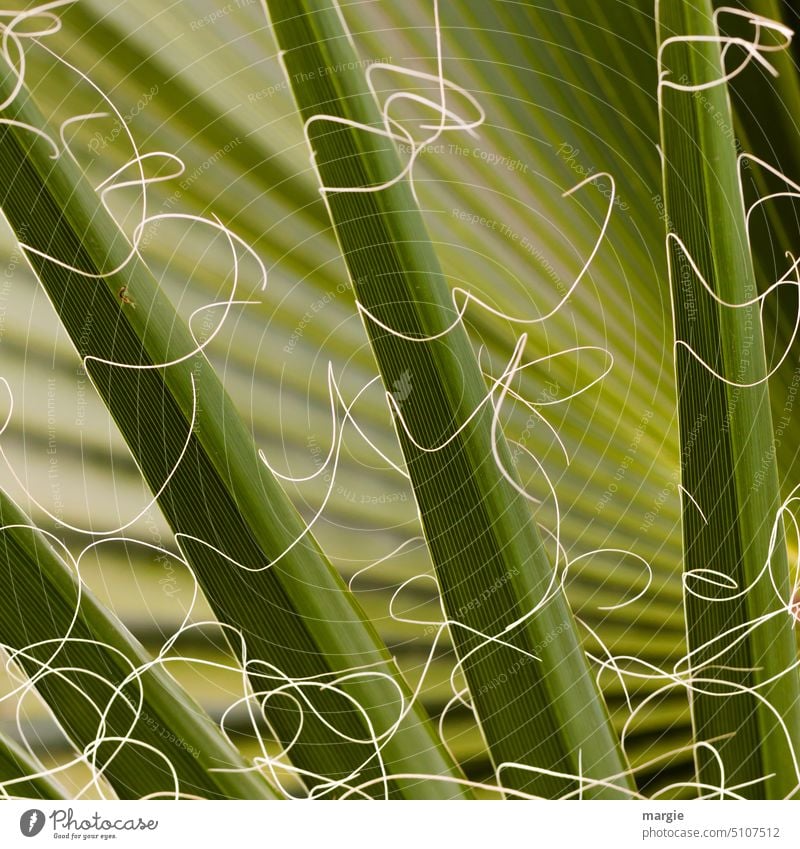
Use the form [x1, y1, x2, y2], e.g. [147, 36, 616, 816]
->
[0, 0, 797, 799]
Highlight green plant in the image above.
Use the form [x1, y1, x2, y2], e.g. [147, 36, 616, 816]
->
[0, 0, 799, 801]
[658, 0, 800, 798]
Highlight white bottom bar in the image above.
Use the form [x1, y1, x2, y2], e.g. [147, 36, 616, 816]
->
[2, 800, 798, 848]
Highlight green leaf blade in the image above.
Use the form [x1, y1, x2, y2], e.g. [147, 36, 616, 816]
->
[0, 731, 68, 800]
[266, 0, 634, 798]
[0, 490, 277, 799]
[0, 58, 466, 799]
[657, 0, 800, 799]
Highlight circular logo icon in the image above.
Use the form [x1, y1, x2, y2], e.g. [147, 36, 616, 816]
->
[19, 810, 45, 837]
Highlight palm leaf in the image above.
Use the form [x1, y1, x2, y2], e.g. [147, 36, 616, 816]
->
[2, 0, 748, 795]
[0, 54, 465, 799]
[0, 489, 277, 799]
[0, 731, 66, 799]
[657, 0, 800, 798]
[265, 0, 634, 798]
